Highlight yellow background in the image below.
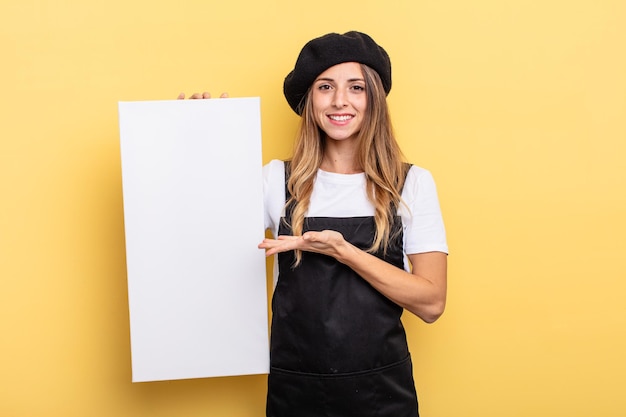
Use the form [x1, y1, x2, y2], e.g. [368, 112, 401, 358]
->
[1, 0, 625, 416]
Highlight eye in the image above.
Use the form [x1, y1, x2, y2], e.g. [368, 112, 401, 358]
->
[317, 84, 332, 90]
[351, 84, 365, 91]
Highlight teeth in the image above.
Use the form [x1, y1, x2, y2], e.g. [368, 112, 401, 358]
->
[329, 115, 352, 121]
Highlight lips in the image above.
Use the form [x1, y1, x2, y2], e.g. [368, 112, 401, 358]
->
[328, 114, 354, 122]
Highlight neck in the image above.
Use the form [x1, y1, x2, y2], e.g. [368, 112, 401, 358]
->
[320, 142, 362, 174]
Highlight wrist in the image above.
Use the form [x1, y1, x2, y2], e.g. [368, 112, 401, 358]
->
[335, 240, 359, 265]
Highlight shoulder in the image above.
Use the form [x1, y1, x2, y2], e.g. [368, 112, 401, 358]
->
[406, 164, 433, 179]
[263, 159, 285, 177]
[403, 164, 439, 199]
[263, 159, 286, 188]
[263, 159, 287, 191]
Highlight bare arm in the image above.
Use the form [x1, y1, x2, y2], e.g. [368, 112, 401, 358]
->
[258, 230, 447, 323]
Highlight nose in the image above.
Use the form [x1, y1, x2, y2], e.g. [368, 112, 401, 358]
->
[332, 89, 348, 108]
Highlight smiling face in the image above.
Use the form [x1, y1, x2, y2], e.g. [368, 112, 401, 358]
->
[310, 62, 367, 143]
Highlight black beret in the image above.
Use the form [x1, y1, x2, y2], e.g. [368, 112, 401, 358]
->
[283, 31, 392, 115]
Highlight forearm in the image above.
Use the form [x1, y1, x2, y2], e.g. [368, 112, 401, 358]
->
[259, 230, 447, 323]
[336, 242, 447, 323]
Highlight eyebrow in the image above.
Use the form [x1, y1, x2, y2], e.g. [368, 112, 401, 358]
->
[315, 77, 365, 82]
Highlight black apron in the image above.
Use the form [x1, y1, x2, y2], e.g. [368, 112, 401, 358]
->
[267, 164, 418, 417]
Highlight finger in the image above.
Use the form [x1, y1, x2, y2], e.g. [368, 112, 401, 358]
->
[261, 238, 301, 256]
[258, 238, 285, 249]
[177, 93, 185, 100]
[219, 92, 229, 98]
[258, 238, 277, 248]
[277, 235, 299, 241]
[202, 92, 212, 99]
[265, 242, 296, 256]
[259, 243, 282, 256]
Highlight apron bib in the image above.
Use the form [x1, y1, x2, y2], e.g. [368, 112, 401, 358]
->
[267, 165, 418, 417]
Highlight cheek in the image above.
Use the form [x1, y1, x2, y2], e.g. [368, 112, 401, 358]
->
[311, 97, 326, 124]
[356, 95, 368, 112]
[310, 92, 325, 112]
[311, 106, 322, 118]
[313, 113, 325, 129]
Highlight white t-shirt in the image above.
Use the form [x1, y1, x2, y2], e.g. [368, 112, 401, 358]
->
[263, 159, 448, 275]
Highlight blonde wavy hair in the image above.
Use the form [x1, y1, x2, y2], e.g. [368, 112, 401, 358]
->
[286, 64, 408, 264]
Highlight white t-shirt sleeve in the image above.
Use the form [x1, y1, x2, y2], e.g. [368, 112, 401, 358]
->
[400, 166, 448, 255]
[262, 159, 286, 238]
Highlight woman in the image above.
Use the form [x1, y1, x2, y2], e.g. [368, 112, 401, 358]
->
[183, 31, 447, 417]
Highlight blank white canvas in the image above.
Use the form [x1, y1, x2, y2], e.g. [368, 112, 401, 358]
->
[118, 98, 269, 382]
